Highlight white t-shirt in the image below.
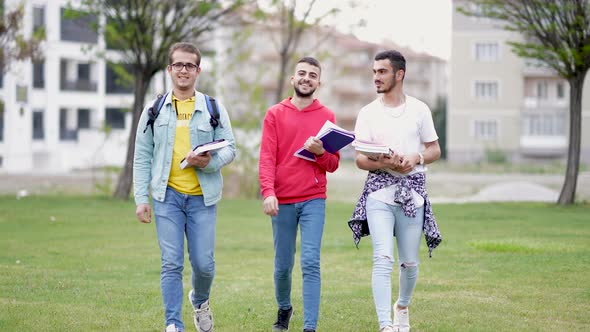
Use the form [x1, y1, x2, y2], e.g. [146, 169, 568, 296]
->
[354, 95, 438, 207]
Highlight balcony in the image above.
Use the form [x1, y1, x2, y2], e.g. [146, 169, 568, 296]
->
[522, 62, 557, 77]
[520, 135, 567, 157]
[520, 105, 567, 157]
[60, 79, 98, 92]
[523, 97, 568, 110]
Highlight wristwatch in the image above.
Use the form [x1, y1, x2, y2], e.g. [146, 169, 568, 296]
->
[418, 153, 424, 166]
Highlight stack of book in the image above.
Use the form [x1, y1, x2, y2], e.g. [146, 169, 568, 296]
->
[294, 120, 355, 162]
[351, 139, 393, 160]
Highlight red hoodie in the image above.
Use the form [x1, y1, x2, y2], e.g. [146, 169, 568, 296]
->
[259, 97, 340, 204]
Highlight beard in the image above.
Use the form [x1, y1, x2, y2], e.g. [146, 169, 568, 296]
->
[294, 84, 316, 98]
[376, 79, 396, 94]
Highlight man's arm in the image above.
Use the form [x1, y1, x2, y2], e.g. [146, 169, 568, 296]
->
[303, 136, 340, 173]
[133, 104, 154, 206]
[355, 140, 441, 174]
[259, 111, 279, 215]
[397, 140, 441, 173]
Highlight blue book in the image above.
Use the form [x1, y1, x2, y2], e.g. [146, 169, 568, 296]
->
[294, 120, 355, 162]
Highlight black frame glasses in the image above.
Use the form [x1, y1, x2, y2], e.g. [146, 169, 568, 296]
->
[171, 62, 198, 72]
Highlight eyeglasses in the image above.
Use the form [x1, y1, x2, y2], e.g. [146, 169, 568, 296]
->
[171, 62, 198, 72]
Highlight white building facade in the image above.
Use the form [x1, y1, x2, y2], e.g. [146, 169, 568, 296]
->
[0, 0, 135, 173]
[0, 1, 448, 173]
[448, 0, 590, 163]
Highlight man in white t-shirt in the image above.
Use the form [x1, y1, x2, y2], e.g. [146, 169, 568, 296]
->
[352, 50, 441, 332]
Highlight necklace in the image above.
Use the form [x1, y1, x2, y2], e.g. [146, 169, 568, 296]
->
[380, 95, 407, 118]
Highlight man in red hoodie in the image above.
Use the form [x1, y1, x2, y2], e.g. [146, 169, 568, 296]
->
[259, 57, 340, 332]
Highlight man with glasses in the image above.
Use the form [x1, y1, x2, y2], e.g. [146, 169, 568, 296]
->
[134, 42, 236, 332]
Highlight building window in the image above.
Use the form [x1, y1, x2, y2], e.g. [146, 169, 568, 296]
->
[105, 63, 133, 94]
[475, 42, 499, 61]
[474, 81, 498, 100]
[0, 71, 3, 88]
[537, 81, 548, 99]
[473, 120, 498, 140]
[33, 61, 45, 89]
[33, 6, 45, 33]
[59, 108, 78, 141]
[77, 108, 90, 129]
[60, 8, 98, 43]
[106, 108, 126, 129]
[32, 110, 44, 140]
[105, 17, 125, 50]
[16, 85, 28, 103]
[523, 113, 565, 136]
[60, 59, 97, 91]
[557, 82, 566, 99]
[78, 63, 90, 80]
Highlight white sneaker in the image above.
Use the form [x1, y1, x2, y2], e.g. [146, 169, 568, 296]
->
[165, 323, 180, 332]
[380, 325, 395, 332]
[392, 302, 410, 332]
[188, 289, 214, 332]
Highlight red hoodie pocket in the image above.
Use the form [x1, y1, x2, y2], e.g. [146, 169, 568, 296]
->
[275, 165, 325, 199]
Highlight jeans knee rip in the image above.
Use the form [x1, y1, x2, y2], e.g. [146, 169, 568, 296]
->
[375, 254, 394, 264]
[400, 261, 418, 269]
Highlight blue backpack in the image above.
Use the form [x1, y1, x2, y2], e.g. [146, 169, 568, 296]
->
[143, 92, 222, 135]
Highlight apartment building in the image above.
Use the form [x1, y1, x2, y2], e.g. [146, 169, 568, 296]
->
[0, 1, 447, 173]
[448, 0, 590, 163]
[219, 22, 447, 131]
[0, 0, 136, 173]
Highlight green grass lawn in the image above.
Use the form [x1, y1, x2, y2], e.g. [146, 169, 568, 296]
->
[1, 196, 589, 331]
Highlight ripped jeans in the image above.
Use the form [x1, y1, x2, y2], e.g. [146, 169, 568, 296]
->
[366, 196, 424, 329]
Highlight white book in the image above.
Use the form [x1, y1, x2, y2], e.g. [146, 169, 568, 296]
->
[351, 139, 393, 160]
[179, 139, 230, 169]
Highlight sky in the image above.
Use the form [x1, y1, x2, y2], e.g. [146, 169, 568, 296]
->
[299, 0, 453, 60]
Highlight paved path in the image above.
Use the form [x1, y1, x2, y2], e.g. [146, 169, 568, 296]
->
[2, 168, 589, 203]
[327, 167, 590, 203]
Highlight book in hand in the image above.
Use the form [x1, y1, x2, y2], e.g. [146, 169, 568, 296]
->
[351, 139, 393, 160]
[294, 120, 355, 162]
[180, 139, 230, 169]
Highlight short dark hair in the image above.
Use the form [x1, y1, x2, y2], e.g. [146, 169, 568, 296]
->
[168, 42, 201, 66]
[296, 56, 321, 73]
[375, 50, 406, 73]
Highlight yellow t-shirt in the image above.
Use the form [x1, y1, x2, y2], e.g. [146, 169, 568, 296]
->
[167, 95, 202, 195]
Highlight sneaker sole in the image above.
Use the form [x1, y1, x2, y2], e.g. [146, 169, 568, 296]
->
[271, 310, 294, 332]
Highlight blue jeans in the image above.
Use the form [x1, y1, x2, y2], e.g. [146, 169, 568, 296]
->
[153, 187, 217, 330]
[366, 196, 423, 329]
[271, 198, 326, 330]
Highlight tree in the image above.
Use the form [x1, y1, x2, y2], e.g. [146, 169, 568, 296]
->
[459, 0, 590, 205]
[432, 96, 447, 160]
[260, 0, 340, 103]
[0, 2, 45, 73]
[73, 0, 251, 200]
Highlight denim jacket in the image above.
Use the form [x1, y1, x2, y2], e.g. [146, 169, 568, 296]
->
[133, 90, 236, 206]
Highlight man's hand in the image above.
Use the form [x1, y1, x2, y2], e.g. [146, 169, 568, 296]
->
[136, 204, 152, 223]
[185, 151, 212, 168]
[378, 151, 410, 173]
[263, 196, 279, 216]
[304, 137, 325, 156]
[398, 153, 420, 174]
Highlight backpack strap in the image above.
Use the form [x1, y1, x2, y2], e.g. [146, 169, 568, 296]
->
[204, 94, 223, 129]
[143, 92, 169, 134]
